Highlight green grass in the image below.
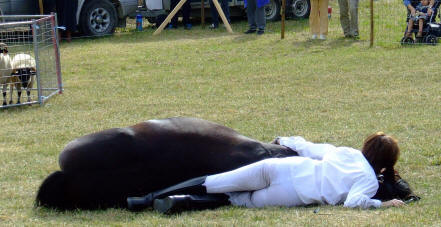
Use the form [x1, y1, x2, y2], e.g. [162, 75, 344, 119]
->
[1, 7, 441, 226]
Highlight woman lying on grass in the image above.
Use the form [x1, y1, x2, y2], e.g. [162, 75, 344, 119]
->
[127, 132, 408, 213]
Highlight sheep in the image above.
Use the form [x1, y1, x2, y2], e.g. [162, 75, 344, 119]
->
[0, 42, 14, 106]
[11, 53, 36, 104]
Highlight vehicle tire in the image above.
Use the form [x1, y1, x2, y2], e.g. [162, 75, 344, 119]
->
[290, 0, 310, 18]
[265, 0, 281, 21]
[80, 0, 118, 36]
[400, 36, 414, 46]
[424, 34, 437, 45]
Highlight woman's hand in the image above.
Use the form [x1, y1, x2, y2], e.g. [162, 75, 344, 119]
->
[381, 199, 406, 207]
[270, 137, 280, 145]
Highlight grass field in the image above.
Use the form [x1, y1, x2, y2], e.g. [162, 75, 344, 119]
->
[1, 5, 441, 226]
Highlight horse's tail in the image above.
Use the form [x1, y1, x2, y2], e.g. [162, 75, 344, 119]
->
[35, 171, 72, 210]
[35, 168, 158, 210]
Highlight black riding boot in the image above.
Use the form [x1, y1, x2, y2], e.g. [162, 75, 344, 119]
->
[127, 176, 207, 211]
[153, 194, 230, 214]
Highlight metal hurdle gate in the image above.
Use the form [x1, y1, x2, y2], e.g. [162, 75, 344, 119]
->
[0, 14, 62, 108]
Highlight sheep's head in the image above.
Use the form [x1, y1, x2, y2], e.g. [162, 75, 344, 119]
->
[0, 42, 8, 54]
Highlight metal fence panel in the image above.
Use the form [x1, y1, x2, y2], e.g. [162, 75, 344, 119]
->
[0, 14, 62, 109]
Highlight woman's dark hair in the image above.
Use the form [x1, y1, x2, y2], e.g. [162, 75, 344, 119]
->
[362, 132, 400, 180]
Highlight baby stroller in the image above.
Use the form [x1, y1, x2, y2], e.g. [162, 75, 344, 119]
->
[401, 0, 441, 45]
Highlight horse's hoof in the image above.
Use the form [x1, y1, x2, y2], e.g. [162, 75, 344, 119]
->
[2, 102, 6, 106]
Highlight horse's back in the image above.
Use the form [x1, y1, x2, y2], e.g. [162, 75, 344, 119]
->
[59, 117, 263, 173]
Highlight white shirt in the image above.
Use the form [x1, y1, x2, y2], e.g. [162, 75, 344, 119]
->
[278, 136, 382, 209]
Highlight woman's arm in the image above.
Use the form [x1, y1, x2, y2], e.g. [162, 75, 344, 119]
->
[381, 199, 406, 207]
[277, 136, 336, 160]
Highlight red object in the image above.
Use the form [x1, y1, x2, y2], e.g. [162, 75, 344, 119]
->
[328, 6, 332, 19]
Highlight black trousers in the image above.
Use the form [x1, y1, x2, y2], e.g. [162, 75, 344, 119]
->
[170, 0, 192, 26]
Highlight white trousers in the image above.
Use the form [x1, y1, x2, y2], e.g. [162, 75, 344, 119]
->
[203, 158, 302, 208]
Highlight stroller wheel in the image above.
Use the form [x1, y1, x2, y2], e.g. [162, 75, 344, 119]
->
[400, 36, 414, 45]
[424, 35, 438, 45]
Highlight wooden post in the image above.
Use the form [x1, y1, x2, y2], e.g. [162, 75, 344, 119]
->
[201, 0, 205, 28]
[39, 0, 44, 14]
[212, 0, 233, 33]
[281, 0, 286, 39]
[370, 0, 374, 47]
[153, 0, 188, 35]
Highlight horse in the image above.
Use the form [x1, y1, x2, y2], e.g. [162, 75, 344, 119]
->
[36, 117, 297, 210]
[36, 117, 419, 210]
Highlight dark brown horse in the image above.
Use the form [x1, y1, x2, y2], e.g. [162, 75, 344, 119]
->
[36, 117, 419, 210]
[36, 117, 297, 210]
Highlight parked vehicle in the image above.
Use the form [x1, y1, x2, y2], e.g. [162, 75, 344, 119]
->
[137, 0, 310, 24]
[0, 0, 139, 36]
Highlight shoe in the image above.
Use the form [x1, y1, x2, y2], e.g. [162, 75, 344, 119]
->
[153, 194, 230, 214]
[209, 23, 218, 29]
[167, 24, 176, 29]
[319, 34, 326, 40]
[311, 34, 318, 39]
[127, 176, 207, 211]
[184, 24, 192, 30]
[244, 29, 256, 34]
[257, 30, 264, 35]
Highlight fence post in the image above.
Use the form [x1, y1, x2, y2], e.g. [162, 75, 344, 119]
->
[281, 0, 286, 39]
[370, 0, 374, 47]
[51, 13, 63, 94]
[32, 20, 43, 106]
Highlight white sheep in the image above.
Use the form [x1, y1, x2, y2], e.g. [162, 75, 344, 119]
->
[0, 42, 14, 106]
[11, 53, 36, 104]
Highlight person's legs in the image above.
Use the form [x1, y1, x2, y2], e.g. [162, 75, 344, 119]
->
[417, 18, 423, 37]
[209, 0, 220, 27]
[170, 0, 179, 27]
[204, 158, 280, 193]
[338, 0, 350, 36]
[246, 0, 257, 32]
[182, 0, 192, 28]
[309, 0, 320, 37]
[406, 19, 414, 37]
[221, 0, 231, 23]
[319, 0, 329, 36]
[255, 5, 266, 32]
[205, 158, 301, 208]
[348, 0, 359, 36]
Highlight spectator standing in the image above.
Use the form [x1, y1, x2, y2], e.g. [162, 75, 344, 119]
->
[310, 0, 329, 39]
[168, 0, 192, 29]
[209, 0, 231, 29]
[244, 0, 268, 35]
[338, 0, 359, 38]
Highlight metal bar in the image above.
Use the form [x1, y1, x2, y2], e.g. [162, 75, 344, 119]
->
[32, 20, 43, 106]
[370, 0, 374, 47]
[51, 13, 63, 94]
[0, 21, 35, 27]
[0, 15, 53, 19]
[0, 101, 39, 109]
[201, 0, 205, 28]
[281, 0, 286, 39]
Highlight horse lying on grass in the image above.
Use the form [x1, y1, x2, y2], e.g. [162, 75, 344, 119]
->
[36, 117, 419, 210]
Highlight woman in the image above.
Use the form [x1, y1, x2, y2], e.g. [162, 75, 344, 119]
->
[309, 0, 329, 39]
[128, 132, 406, 213]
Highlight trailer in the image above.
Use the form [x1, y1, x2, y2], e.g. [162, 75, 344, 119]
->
[0, 0, 139, 36]
[134, 0, 310, 23]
